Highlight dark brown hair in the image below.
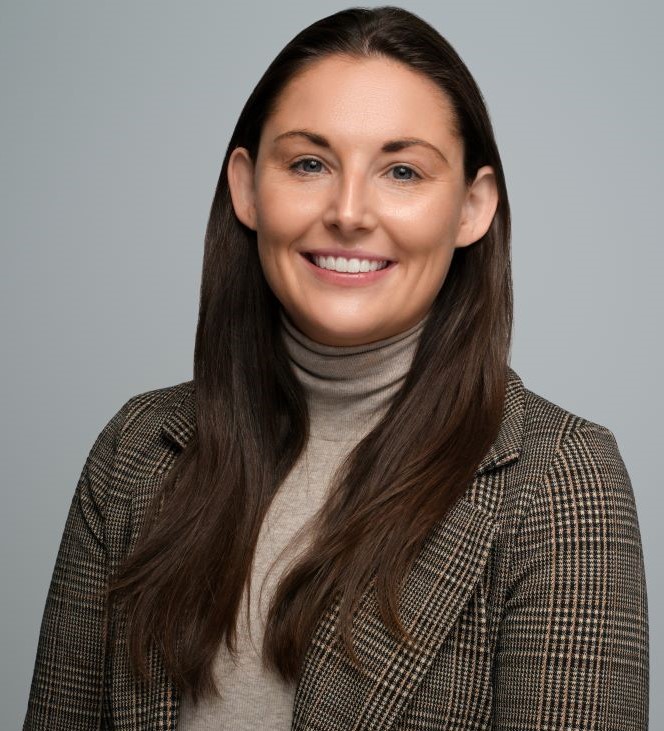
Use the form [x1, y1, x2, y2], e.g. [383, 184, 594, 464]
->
[108, 5, 512, 703]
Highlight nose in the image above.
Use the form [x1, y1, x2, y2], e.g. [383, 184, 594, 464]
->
[322, 167, 377, 236]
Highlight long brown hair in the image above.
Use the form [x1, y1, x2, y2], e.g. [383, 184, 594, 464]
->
[107, 6, 513, 703]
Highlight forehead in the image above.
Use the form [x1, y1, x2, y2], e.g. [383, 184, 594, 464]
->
[263, 54, 460, 152]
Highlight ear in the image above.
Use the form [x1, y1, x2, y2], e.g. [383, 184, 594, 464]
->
[454, 165, 499, 248]
[227, 146, 257, 231]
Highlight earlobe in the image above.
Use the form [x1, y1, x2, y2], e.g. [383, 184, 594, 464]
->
[455, 165, 499, 248]
[227, 147, 257, 231]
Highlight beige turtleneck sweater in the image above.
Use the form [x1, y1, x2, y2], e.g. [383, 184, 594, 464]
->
[177, 308, 429, 730]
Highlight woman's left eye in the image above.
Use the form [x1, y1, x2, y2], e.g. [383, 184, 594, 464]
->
[288, 157, 422, 183]
[388, 165, 421, 182]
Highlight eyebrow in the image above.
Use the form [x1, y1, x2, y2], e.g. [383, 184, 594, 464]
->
[272, 129, 448, 165]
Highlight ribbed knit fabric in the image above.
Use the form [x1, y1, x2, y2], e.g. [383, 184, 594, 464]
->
[176, 308, 430, 730]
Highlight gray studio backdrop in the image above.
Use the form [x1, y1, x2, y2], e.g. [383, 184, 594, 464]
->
[2, 1, 661, 725]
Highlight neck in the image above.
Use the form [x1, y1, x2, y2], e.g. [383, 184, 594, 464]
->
[279, 309, 430, 441]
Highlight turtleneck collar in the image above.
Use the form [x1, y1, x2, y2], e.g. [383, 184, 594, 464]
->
[279, 308, 430, 442]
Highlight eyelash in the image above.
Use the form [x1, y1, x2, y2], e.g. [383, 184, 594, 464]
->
[288, 157, 422, 183]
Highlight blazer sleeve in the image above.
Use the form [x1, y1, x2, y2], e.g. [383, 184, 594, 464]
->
[23, 399, 131, 731]
[491, 423, 649, 731]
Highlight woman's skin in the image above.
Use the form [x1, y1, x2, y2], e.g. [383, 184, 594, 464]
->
[228, 54, 499, 347]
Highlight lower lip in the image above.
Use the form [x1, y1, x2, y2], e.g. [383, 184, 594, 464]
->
[300, 253, 397, 286]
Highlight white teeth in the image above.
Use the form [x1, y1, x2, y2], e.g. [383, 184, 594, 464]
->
[311, 255, 389, 273]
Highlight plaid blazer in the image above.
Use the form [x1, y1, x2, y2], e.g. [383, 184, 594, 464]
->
[24, 367, 649, 730]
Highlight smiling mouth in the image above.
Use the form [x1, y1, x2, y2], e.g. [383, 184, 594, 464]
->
[303, 253, 394, 273]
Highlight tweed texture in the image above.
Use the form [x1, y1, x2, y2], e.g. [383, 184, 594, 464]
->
[23, 367, 649, 730]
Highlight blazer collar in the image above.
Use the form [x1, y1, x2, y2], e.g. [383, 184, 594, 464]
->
[475, 365, 525, 475]
[157, 367, 525, 730]
[160, 381, 196, 451]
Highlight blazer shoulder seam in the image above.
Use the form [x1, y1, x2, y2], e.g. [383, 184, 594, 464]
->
[515, 419, 620, 541]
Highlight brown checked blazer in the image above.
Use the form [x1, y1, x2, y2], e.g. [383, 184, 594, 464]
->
[23, 367, 649, 730]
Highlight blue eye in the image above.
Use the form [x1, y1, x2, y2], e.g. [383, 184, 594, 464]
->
[389, 165, 420, 182]
[290, 158, 325, 175]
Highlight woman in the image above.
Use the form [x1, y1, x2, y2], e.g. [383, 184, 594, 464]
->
[24, 6, 648, 730]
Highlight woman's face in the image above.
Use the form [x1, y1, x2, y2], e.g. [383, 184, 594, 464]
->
[228, 54, 498, 346]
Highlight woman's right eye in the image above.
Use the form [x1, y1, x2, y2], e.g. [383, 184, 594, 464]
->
[289, 158, 326, 175]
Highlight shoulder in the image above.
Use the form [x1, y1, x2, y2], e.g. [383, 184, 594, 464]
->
[492, 367, 622, 482]
[520, 375, 624, 477]
[86, 379, 194, 482]
[121, 379, 194, 438]
[507, 370, 636, 538]
[486, 369, 637, 546]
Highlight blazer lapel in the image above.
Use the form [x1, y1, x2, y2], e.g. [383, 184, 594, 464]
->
[291, 496, 499, 731]
[151, 368, 525, 731]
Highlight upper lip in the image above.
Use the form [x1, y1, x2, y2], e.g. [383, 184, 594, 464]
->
[302, 248, 395, 263]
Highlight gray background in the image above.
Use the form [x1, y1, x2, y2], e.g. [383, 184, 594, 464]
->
[2, 0, 661, 725]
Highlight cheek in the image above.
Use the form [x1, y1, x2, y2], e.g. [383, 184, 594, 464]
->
[383, 191, 464, 254]
[252, 183, 310, 297]
[386, 216, 457, 263]
[254, 178, 320, 245]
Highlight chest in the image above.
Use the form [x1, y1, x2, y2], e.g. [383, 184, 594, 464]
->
[99, 472, 509, 731]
